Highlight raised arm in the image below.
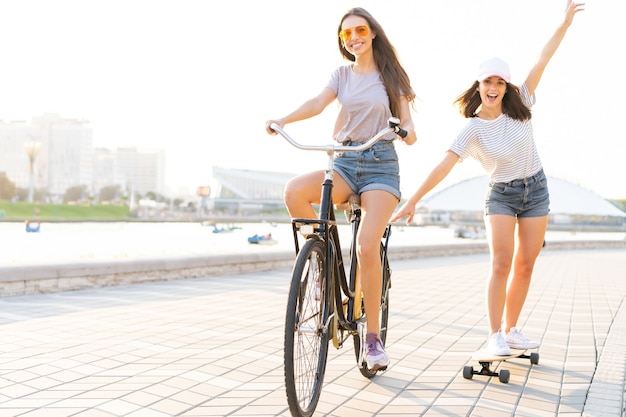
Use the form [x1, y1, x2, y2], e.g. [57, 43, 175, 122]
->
[525, 0, 585, 96]
[265, 87, 336, 134]
[390, 150, 459, 225]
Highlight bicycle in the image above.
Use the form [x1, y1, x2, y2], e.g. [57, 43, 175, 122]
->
[270, 118, 407, 417]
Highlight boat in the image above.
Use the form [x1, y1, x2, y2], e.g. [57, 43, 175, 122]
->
[25, 220, 41, 233]
[203, 222, 240, 234]
[212, 224, 235, 234]
[247, 233, 277, 245]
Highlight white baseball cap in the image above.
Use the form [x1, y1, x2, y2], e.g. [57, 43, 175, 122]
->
[477, 57, 510, 83]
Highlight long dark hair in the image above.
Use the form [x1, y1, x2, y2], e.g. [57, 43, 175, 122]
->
[337, 7, 415, 117]
[454, 81, 531, 121]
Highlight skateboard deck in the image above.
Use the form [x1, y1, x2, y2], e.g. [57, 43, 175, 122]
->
[463, 348, 539, 383]
[472, 348, 528, 362]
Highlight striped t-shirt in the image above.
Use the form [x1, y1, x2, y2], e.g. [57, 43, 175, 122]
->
[449, 83, 542, 183]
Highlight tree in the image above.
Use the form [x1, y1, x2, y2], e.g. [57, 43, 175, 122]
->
[64, 185, 89, 203]
[0, 173, 16, 201]
[144, 191, 168, 203]
[99, 185, 123, 203]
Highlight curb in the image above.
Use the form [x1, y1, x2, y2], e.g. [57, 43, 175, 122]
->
[1, 240, 624, 297]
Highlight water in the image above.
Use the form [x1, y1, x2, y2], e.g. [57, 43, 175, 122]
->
[1, 221, 623, 267]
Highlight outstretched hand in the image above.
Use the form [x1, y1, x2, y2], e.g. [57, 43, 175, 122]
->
[389, 200, 417, 225]
[564, 0, 585, 27]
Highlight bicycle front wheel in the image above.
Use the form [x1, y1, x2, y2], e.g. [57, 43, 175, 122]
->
[284, 238, 330, 417]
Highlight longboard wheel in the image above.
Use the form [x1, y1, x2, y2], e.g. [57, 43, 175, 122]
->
[463, 365, 474, 380]
[498, 369, 510, 383]
[530, 352, 539, 365]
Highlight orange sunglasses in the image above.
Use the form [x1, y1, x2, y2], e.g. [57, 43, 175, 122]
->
[339, 25, 369, 42]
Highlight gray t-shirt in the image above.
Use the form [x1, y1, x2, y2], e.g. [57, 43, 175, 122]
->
[326, 64, 396, 143]
[449, 83, 542, 183]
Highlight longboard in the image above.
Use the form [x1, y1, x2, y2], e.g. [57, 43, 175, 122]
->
[463, 348, 539, 383]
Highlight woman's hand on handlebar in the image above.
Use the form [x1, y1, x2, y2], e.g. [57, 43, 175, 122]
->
[265, 119, 284, 135]
[394, 118, 417, 145]
[395, 96, 417, 145]
[398, 128, 417, 146]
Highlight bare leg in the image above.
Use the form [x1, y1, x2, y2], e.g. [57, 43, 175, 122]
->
[358, 190, 398, 336]
[283, 170, 352, 219]
[484, 214, 516, 334]
[503, 215, 548, 333]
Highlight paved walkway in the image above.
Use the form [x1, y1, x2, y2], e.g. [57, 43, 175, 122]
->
[0, 247, 624, 416]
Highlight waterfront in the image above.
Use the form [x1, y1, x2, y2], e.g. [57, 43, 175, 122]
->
[1, 221, 624, 267]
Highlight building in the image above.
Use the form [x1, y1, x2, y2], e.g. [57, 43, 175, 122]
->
[0, 120, 40, 190]
[204, 167, 295, 214]
[113, 147, 166, 196]
[415, 175, 625, 228]
[0, 114, 166, 200]
[38, 115, 94, 196]
[0, 114, 93, 197]
[93, 147, 166, 198]
[92, 148, 119, 194]
[206, 168, 625, 229]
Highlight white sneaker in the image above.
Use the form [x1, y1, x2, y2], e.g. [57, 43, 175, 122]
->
[488, 331, 512, 356]
[505, 327, 539, 349]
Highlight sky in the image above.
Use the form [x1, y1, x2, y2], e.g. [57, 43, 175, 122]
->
[1, 0, 624, 200]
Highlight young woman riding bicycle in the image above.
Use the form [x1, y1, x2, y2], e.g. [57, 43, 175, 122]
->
[265, 7, 417, 370]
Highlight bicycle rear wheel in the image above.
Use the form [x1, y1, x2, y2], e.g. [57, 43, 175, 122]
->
[284, 239, 330, 417]
[355, 242, 391, 379]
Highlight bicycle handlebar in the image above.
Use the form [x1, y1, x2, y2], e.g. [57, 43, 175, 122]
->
[270, 117, 407, 153]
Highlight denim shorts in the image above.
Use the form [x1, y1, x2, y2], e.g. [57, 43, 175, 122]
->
[333, 140, 401, 200]
[485, 169, 550, 218]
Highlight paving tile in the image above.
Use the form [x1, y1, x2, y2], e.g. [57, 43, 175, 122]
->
[0, 248, 624, 416]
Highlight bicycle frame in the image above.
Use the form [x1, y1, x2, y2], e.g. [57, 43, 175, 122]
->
[289, 161, 356, 348]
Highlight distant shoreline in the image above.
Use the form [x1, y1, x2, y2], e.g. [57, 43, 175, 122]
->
[1, 216, 624, 234]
